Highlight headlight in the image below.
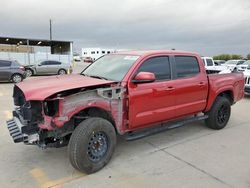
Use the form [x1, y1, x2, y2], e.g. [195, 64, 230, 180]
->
[43, 100, 59, 116]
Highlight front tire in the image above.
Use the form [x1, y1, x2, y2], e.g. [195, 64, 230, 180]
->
[205, 96, 231, 130]
[25, 69, 33, 77]
[68, 117, 116, 174]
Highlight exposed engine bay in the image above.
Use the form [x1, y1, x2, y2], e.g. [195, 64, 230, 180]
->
[8, 84, 126, 148]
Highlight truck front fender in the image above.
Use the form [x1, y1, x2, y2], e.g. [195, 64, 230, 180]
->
[50, 87, 126, 134]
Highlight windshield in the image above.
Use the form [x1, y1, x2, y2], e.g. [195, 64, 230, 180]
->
[243, 60, 250, 65]
[82, 54, 140, 81]
[12, 60, 21, 66]
[225, 60, 238, 65]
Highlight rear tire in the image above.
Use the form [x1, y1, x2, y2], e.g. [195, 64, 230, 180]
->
[11, 74, 23, 83]
[58, 69, 67, 75]
[68, 117, 116, 174]
[205, 96, 231, 130]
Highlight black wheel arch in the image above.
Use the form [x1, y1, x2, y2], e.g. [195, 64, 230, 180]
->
[218, 90, 234, 105]
[71, 107, 118, 134]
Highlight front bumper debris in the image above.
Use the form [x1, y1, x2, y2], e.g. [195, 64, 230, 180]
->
[6, 117, 26, 143]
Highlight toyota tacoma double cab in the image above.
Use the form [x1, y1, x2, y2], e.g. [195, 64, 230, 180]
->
[6, 50, 245, 174]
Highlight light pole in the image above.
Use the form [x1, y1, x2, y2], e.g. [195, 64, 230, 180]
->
[49, 19, 52, 41]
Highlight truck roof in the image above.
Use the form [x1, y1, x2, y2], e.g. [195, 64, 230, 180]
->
[115, 50, 199, 57]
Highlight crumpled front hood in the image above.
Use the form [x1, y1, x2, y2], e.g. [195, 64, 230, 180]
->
[16, 74, 116, 100]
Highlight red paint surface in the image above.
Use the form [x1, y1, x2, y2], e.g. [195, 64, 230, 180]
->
[124, 51, 244, 131]
[16, 74, 115, 100]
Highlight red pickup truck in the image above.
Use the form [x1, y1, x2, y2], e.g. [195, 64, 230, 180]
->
[7, 50, 244, 173]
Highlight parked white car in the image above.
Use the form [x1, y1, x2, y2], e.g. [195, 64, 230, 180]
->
[244, 64, 250, 94]
[201, 57, 227, 73]
[223, 60, 245, 71]
[238, 60, 250, 72]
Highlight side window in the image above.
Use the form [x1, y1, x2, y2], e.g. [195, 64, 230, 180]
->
[238, 61, 244, 65]
[41, 61, 47, 65]
[175, 56, 200, 78]
[206, 59, 213, 66]
[137, 56, 171, 81]
[0, 60, 11, 67]
[50, 61, 61, 65]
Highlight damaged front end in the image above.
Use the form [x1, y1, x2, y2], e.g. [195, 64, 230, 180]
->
[7, 83, 126, 148]
[7, 86, 44, 145]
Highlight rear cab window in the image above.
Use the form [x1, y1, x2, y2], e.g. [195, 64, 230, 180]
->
[175, 56, 200, 79]
[136, 56, 171, 81]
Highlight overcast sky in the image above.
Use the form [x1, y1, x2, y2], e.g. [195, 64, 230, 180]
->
[0, 0, 250, 56]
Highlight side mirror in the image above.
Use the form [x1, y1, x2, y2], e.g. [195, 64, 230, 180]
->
[132, 72, 156, 84]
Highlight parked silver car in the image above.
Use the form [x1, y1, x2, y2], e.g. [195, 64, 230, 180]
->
[25, 60, 72, 76]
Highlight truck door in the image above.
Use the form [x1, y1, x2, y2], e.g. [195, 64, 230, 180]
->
[128, 56, 176, 129]
[173, 56, 208, 118]
[0, 60, 12, 81]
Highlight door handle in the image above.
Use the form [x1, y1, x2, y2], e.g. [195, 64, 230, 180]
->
[198, 82, 206, 86]
[165, 86, 175, 91]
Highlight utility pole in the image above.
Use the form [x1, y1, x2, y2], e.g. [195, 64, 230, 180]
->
[49, 19, 53, 55]
[49, 19, 52, 41]
[27, 39, 30, 65]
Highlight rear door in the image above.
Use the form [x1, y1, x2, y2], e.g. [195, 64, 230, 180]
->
[173, 56, 208, 118]
[128, 56, 176, 129]
[36, 61, 49, 74]
[49, 61, 61, 74]
[0, 60, 12, 80]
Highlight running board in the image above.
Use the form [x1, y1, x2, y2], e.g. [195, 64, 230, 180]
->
[125, 115, 208, 141]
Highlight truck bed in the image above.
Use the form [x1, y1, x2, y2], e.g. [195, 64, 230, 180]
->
[205, 72, 245, 111]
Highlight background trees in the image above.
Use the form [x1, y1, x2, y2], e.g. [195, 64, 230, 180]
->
[247, 54, 250, 60]
[213, 54, 244, 60]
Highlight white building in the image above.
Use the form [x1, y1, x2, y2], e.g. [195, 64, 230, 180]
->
[82, 48, 116, 61]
